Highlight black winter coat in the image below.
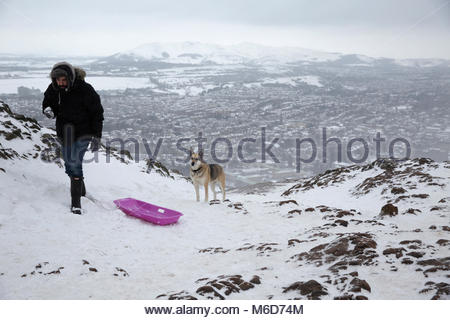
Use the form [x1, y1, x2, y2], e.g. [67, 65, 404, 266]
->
[42, 69, 104, 141]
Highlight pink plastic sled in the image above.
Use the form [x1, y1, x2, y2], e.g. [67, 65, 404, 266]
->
[113, 198, 183, 226]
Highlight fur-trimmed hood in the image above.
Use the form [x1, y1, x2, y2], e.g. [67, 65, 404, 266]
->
[74, 67, 86, 81]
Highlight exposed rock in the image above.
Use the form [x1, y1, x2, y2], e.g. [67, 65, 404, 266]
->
[406, 251, 425, 259]
[336, 210, 354, 218]
[156, 291, 198, 300]
[283, 280, 328, 299]
[401, 258, 414, 265]
[0, 144, 20, 160]
[249, 275, 261, 285]
[395, 195, 410, 203]
[279, 199, 298, 206]
[142, 158, 174, 178]
[288, 239, 308, 247]
[290, 233, 378, 273]
[196, 286, 224, 300]
[353, 158, 444, 198]
[404, 208, 421, 215]
[239, 281, 254, 291]
[383, 247, 406, 258]
[335, 219, 348, 227]
[411, 194, 429, 199]
[324, 239, 349, 256]
[282, 164, 361, 195]
[287, 209, 302, 216]
[436, 239, 449, 246]
[419, 282, 450, 300]
[317, 205, 332, 212]
[399, 240, 422, 245]
[159, 274, 261, 300]
[380, 203, 398, 217]
[334, 294, 368, 300]
[256, 243, 280, 256]
[417, 258, 450, 267]
[349, 278, 371, 293]
[391, 187, 407, 194]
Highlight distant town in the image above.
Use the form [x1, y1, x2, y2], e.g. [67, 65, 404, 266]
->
[1, 55, 449, 187]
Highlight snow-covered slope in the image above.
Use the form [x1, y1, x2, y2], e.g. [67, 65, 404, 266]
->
[0, 101, 448, 299]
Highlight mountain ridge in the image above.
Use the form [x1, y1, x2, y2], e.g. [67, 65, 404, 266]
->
[97, 41, 450, 68]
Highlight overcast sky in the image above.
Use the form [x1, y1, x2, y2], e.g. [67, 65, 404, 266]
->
[0, 0, 449, 59]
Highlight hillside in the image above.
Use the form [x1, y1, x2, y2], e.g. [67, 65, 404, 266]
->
[95, 42, 450, 68]
[0, 101, 449, 299]
[99, 41, 342, 66]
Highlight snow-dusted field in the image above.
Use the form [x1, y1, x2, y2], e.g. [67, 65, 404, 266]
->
[0, 76, 154, 94]
[0, 101, 449, 300]
[261, 75, 323, 87]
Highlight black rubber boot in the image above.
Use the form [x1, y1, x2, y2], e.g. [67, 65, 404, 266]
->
[70, 177, 82, 214]
[81, 177, 86, 197]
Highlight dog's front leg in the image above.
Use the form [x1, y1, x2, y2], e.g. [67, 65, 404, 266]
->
[194, 183, 200, 202]
[204, 182, 209, 202]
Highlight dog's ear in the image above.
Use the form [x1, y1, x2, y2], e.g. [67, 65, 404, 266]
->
[199, 149, 203, 160]
[189, 147, 193, 157]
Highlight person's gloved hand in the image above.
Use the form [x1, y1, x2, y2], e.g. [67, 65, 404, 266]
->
[43, 107, 54, 119]
[90, 137, 100, 152]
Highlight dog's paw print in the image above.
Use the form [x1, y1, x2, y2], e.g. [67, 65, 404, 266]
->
[113, 267, 129, 277]
[199, 247, 230, 254]
[227, 202, 248, 214]
[21, 262, 64, 277]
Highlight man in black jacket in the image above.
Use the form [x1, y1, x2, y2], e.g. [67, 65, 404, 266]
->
[42, 61, 104, 214]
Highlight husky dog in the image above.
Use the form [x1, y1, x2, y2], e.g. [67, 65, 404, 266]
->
[189, 148, 226, 202]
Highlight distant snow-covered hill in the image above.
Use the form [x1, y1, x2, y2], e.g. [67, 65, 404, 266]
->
[0, 100, 449, 299]
[99, 42, 344, 66]
[97, 42, 450, 68]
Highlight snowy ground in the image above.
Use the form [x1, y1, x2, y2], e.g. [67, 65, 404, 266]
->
[0, 102, 449, 299]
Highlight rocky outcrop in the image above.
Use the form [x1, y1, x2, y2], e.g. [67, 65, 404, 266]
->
[380, 203, 399, 217]
[156, 274, 262, 300]
[283, 280, 328, 299]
